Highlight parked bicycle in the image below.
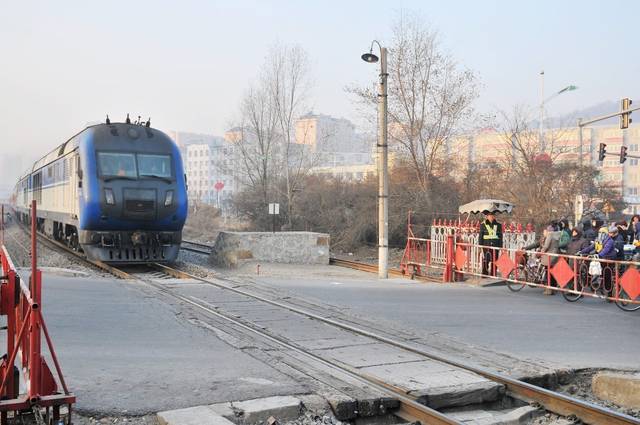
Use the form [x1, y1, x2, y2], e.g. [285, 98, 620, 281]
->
[506, 252, 547, 292]
[561, 254, 639, 312]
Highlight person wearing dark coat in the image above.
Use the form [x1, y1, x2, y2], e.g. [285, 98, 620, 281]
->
[582, 219, 597, 241]
[479, 210, 503, 276]
[567, 228, 590, 255]
[599, 225, 623, 299]
[558, 218, 571, 252]
[628, 215, 640, 243]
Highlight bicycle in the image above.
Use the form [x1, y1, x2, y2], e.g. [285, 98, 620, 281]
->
[561, 254, 640, 312]
[507, 252, 547, 292]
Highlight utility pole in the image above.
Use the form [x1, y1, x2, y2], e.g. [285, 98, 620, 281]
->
[539, 70, 545, 151]
[378, 47, 389, 279]
[578, 117, 583, 167]
[362, 41, 389, 279]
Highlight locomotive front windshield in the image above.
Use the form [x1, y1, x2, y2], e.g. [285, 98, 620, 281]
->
[98, 152, 137, 177]
[98, 152, 172, 179]
[138, 154, 172, 178]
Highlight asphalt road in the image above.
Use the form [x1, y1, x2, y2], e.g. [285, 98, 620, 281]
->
[257, 272, 640, 370]
[12, 271, 304, 414]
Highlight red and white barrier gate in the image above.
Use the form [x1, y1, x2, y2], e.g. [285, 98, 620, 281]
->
[0, 201, 75, 423]
[400, 212, 536, 280]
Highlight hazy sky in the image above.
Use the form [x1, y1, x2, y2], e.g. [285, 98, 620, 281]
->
[1, 0, 639, 165]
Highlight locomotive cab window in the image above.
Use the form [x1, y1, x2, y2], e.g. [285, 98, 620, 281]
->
[98, 152, 137, 178]
[138, 154, 172, 179]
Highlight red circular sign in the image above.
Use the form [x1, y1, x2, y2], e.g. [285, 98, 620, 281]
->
[214, 181, 225, 191]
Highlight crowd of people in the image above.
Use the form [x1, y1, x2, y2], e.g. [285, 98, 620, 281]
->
[479, 211, 640, 296]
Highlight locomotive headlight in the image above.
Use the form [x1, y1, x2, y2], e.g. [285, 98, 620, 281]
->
[164, 190, 174, 207]
[104, 188, 115, 205]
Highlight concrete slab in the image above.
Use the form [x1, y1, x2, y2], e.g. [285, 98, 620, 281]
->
[592, 372, 640, 409]
[210, 396, 305, 424]
[316, 343, 424, 367]
[360, 361, 504, 409]
[325, 392, 358, 421]
[231, 395, 302, 424]
[158, 406, 235, 425]
[446, 405, 541, 425]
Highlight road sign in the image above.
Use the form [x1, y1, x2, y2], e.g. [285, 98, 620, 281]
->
[214, 181, 224, 191]
[268, 203, 279, 215]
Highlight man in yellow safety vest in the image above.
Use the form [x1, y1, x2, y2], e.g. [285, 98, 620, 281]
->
[479, 210, 503, 276]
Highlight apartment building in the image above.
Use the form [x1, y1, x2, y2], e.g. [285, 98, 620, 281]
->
[448, 124, 640, 215]
[295, 113, 372, 167]
[184, 142, 236, 210]
[165, 131, 237, 210]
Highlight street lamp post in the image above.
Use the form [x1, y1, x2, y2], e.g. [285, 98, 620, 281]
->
[362, 41, 389, 279]
[538, 70, 578, 151]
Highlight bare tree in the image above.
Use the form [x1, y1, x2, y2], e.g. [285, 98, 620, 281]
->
[349, 12, 478, 194]
[231, 82, 280, 206]
[232, 44, 317, 229]
[265, 44, 314, 228]
[481, 106, 623, 226]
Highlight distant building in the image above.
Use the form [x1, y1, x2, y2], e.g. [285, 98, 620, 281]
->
[447, 124, 640, 215]
[296, 113, 372, 167]
[167, 131, 236, 211]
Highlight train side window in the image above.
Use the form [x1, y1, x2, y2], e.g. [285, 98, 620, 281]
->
[76, 156, 83, 188]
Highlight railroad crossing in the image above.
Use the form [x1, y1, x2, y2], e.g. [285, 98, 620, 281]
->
[0, 202, 638, 425]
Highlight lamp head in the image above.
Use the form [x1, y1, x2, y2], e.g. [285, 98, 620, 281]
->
[361, 51, 379, 63]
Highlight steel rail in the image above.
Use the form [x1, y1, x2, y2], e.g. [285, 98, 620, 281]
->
[12, 220, 638, 425]
[330, 257, 439, 282]
[179, 245, 212, 255]
[153, 263, 639, 425]
[123, 265, 457, 425]
[8, 226, 455, 423]
[180, 240, 213, 255]
[181, 239, 214, 249]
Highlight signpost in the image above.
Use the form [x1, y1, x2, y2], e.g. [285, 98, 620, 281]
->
[268, 203, 279, 233]
[214, 181, 224, 208]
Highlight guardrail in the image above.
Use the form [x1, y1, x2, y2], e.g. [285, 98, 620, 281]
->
[0, 201, 75, 423]
[401, 231, 639, 309]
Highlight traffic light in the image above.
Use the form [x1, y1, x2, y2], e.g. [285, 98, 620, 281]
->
[621, 98, 633, 129]
[598, 143, 607, 161]
[620, 146, 628, 164]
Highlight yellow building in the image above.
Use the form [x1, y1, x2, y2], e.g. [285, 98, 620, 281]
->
[447, 124, 640, 215]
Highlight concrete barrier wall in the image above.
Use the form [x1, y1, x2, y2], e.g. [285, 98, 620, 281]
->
[209, 231, 330, 267]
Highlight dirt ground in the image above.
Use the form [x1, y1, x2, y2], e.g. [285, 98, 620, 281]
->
[182, 204, 249, 243]
[556, 369, 640, 418]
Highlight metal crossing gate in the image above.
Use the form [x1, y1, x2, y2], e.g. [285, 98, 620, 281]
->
[400, 213, 536, 279]
[0, 202, 75, 424]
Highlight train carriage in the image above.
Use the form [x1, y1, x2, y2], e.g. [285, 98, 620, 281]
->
[13, 121, 188, 263]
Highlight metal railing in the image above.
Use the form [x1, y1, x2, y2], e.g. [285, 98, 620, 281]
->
[0, 201, 75, 423]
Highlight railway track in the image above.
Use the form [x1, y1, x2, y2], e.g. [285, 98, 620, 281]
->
[180, 239, 213, 255]
[12, 221, 640, 425]
[180, 240, 434, 282]
[329, 257, 439, 282]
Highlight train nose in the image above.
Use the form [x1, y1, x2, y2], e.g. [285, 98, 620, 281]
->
[123, 189, 156, 220]
[131, 231, 148, 246]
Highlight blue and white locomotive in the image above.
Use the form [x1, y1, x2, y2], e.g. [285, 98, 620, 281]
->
[13, 119, 188, 263]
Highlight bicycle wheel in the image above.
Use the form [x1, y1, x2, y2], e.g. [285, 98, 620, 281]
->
[562, 278, 583, 302]
[507, 265, 527, 292]
[616, 289, 640, 312]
